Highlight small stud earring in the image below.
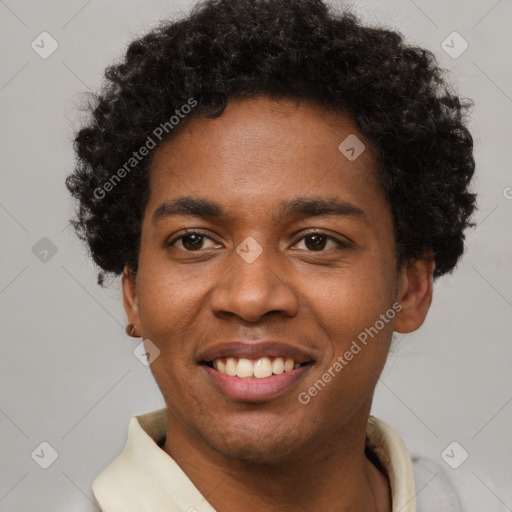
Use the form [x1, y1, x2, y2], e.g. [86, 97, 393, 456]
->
[125, 324, 139, 338]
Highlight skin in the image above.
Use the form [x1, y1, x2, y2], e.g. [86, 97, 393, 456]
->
[123, 95, 435, 512]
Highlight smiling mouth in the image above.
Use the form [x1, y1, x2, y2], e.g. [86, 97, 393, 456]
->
[203, 356, 312, 378]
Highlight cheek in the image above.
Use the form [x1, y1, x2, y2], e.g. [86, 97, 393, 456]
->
[138, 297, 202, 367]
[135, 269, 207, 411]
[314, 260, 396, 336]
[309, 263, 396, 390]
[135, 255, 204, 337]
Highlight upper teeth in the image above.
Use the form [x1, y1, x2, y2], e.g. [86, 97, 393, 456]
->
[212, 357, 301, 378]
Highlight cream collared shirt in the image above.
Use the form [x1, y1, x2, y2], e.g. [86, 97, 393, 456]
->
[92, 408, 460, 512]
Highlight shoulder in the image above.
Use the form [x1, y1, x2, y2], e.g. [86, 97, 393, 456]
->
[411, 455, 463, 512]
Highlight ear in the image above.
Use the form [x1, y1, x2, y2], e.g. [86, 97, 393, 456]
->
[122, 266, 141, 330]
[394, 255, 435, 334]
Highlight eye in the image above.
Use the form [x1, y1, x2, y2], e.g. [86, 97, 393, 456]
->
[293, 232, 350, 252]
[168, 231, 220, 251]
[168, 230, 350, 253]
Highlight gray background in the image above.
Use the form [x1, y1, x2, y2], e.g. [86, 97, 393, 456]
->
[1, 0, 511, 510]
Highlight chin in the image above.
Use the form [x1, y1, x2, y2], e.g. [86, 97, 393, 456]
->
[214, 438, 296, 464]
[200, 416, 310, 464]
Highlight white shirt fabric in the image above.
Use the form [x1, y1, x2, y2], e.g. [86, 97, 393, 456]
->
[92, 408, 462, 512]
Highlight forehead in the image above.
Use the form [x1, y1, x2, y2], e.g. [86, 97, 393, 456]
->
[145, 95, 385, 223]
[154, 96, 373, 159]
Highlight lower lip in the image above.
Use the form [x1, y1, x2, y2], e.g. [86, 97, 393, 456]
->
[202, 364, 312, 402]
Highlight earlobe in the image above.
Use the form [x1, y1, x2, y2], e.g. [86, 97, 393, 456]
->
[394, 256, 435, 334]
[122, 266, 140, 329]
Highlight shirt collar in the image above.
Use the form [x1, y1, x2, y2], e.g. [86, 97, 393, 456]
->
[93, 408, 417, 512]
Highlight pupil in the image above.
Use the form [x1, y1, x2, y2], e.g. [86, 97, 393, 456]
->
[183, 234, 203, 250]
[305, 235, 326, 251]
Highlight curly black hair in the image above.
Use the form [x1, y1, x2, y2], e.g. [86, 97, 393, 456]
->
[65, 0, 476, 286]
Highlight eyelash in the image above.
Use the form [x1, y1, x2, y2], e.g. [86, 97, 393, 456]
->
[167, 230, 351, 252]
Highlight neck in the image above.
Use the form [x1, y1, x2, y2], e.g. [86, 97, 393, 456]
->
[162, 408, 391, 512]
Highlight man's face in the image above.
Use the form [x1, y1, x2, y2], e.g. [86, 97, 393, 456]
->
[126, 96, 402, 462]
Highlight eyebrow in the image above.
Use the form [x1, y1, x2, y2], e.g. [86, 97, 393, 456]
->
[152, 196, 367, 225]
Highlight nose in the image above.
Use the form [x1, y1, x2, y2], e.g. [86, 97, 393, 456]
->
[210, 240, 299, 323]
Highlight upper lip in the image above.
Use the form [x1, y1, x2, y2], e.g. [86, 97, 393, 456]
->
[198, 341, 315, 364]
